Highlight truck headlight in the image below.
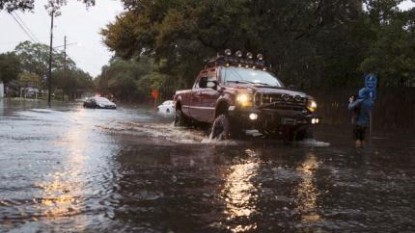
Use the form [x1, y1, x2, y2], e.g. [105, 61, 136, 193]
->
[308, 100, 317, 112]
[236, 93, 252, 107]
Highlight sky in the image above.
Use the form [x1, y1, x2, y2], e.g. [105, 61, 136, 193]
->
[0, 0, 123, 77]
[0, 0, 414, 78]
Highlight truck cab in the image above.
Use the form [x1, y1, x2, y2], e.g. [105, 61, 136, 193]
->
[174, 51, 320, 140]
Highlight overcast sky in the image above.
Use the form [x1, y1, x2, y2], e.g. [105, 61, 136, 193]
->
[0, 0, 123, 77]
[0, 0, 414, 78]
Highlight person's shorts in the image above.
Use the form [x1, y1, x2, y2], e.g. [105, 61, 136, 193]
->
[353, 125, 367, 141]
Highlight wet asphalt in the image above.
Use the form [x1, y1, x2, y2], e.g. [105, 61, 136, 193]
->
[0, 99, 414, 233]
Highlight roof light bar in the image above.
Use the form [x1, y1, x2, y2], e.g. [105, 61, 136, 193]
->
[235, 50, 243, 58]
[247, 52, 253, 59]
[213, 49, 267, 70]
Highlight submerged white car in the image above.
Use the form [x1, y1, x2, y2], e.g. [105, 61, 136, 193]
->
[157, 100, 175, 114]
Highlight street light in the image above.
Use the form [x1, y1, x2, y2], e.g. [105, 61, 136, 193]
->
[47, 9, 54, 106]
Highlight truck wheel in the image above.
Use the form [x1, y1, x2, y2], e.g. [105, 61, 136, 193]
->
[175, 109, 191, 127]
[211, 114, 230, 140]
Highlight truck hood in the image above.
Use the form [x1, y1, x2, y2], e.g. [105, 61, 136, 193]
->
[225, 83, 308, 98]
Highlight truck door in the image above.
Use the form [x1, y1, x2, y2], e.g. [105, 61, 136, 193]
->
[198, 69, 220, 123]
[188, 74, 205, 122]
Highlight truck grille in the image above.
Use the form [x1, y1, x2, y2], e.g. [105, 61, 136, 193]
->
[255, 93, 307, 111]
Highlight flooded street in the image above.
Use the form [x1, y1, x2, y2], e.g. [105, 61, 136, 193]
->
[0, 99, 414, 233]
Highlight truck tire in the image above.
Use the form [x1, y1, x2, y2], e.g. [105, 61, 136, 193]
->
[210, 114, 230, 140]
[174, 109, 191, 127]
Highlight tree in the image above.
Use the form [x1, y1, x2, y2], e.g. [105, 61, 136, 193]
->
[54, 68, 93, 99]
[0, 52, 21, 84]
[14, 41, 75, 87]
[102, 0, 368, 90]
[136, 72, 168, 100]
[1, 41, 92, 98]
[18, 71, 41, 97]
[102, 0, 415, 91]
[360, 0, 415, 86]
[96, 56, 170, 102]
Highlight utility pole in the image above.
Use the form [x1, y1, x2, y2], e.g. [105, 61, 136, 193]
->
[63, 35, 66, 100]
[47, 9, 54, 106]
[63, 36, 67, 70]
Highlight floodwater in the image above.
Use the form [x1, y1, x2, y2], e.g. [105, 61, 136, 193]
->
[0, 99, 414, 233]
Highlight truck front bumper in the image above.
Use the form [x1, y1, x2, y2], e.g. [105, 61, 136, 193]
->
[228, 106, 321, 132]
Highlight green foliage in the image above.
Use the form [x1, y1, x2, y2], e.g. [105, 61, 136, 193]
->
[19, 71, 40, 85]
[0, 52, 21, 84]
[14, 41, 75, 84]
[102, 0, 415, 91]
[360, 3, 415, 86]
[136, 72, 168, 99]
[53, 68, 93, 98]
[1, 41, 92, 99]
[96, 57, 167, 102]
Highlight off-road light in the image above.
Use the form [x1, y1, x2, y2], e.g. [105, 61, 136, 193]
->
[257, 54, 264, 61]
[249, 113, 258, 121]
[237, 93, 249, 103]
[236, 50, 243, 58]
[225, 49, 232, 56]
[247, 52, 253, 59]
[236, 93, 252, 107]
[311, 118, 320, 124]
[308, 100, 317, 112]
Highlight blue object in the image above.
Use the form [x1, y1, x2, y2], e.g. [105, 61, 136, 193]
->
[359, 87, 377, 100]
[358, 88, 368, 98]
[365, 74, 377, 90]
[348, 97, 374, 127]
[367, 89, 377, 100]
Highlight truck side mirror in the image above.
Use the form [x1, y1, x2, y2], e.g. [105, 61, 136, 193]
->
[206, 81, 218, 89]
[199, 77, 208, 88]
[199, 77, 217, 89]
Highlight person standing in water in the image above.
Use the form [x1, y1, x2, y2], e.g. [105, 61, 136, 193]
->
[348, 88, 374, 150]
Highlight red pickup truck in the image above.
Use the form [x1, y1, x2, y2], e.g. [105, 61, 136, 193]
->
[173, 51, 320, 140]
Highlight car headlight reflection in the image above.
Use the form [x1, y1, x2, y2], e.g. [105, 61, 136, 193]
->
[236, 93, 252, 107]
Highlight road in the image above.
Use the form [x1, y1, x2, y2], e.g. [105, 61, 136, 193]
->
[0, 99, 414, 233]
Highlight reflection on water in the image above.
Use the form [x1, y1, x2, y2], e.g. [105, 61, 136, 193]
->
[34, 109, 88, 230]
[221, 149, 260, 233]
[296, 153, 322, 223]
[1, 101, 415, 233]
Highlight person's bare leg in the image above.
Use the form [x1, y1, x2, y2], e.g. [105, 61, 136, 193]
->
[355, 140, 362, 148]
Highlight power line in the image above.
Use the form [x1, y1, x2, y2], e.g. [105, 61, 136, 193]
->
[8, 13, 38, 43]
[13, 12, 40, 43]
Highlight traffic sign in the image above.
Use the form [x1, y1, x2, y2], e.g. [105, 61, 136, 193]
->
[365, 74, 377, 90]
[151, 90, 159, 99]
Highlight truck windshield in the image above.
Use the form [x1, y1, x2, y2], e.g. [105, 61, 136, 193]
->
[221, 67, 283, 87]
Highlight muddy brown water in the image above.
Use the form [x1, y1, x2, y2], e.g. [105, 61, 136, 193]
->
[0, 99, 414, 233]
